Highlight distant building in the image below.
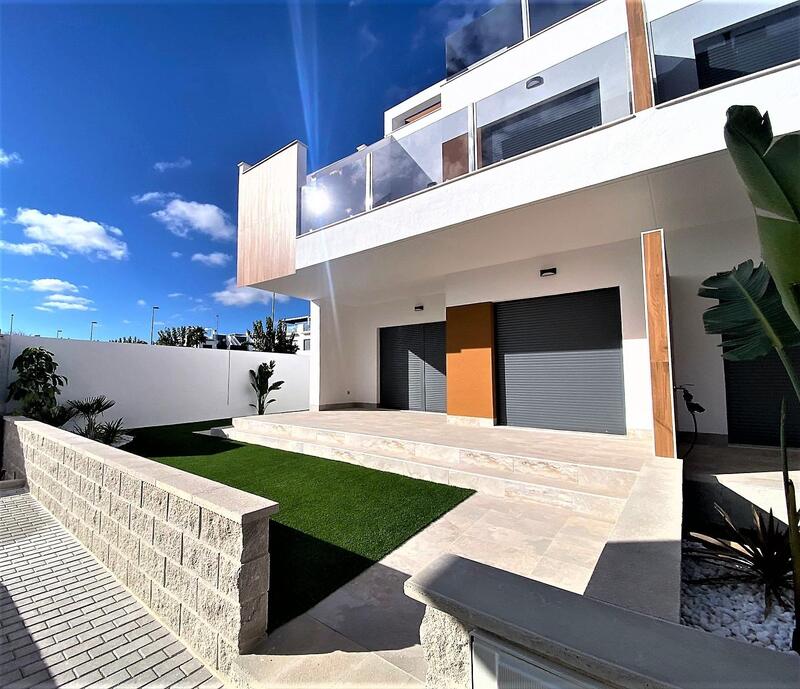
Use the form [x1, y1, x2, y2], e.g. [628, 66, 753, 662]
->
[281, 316, 311, 353]
[202, 330, 252, 350]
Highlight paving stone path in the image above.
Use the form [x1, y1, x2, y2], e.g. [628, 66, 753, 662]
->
[0, 489, 224, 689]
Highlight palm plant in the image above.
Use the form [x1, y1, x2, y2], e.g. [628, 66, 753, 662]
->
[69, 395, 123, 444]
[697, 105, 800, 650]
[249, 361, 284, 415]
[689, 503, 792, 612]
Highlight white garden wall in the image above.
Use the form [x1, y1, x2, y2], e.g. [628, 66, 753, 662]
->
[1, 335, 309, 429]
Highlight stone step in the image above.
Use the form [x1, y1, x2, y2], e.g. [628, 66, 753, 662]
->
[229, 416, 639, 498]
[212, 426, 627, 521]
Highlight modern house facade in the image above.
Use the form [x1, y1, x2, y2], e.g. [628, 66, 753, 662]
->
[237, 0, 800, 459]
[282, 315, 312, 352]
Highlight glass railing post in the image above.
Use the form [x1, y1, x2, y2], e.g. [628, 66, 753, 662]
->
[365, 150, 374, 211]
[521, 0, 531, 39]
[467, 103, 478, 172]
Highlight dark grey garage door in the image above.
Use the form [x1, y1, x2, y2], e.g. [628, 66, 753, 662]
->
[380, 322, 446, 413]
[724, 348, 800, 447]
[495, 287, 626, 434]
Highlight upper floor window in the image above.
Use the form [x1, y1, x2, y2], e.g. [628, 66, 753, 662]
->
[650, 0, 800, 104]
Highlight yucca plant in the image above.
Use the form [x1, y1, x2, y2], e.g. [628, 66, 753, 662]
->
[95, 418, 126, 445]
[249, 361, 284, 415]
[689, 503, 792, 612]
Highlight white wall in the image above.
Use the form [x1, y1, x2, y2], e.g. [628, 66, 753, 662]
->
[1, 335, 309, 428]
[666, 216, 761, 437]
[314, 238, 653, 433]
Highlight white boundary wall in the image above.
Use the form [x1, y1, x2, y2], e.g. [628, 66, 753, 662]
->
[0, 335, 309, 428]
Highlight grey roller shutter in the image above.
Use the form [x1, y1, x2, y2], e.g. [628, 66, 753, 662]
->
[423, 321, 447, 413]
[724, 348, 800, 447]
[379, 322, 446, 413]
[480, 80, 602, 166]
[380, 325, 424, 411]
[694, 4, 800, 91]
[495, 287, 626, 434]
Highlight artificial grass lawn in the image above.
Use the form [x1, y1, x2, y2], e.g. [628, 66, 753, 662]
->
[126, 419, 473, 630]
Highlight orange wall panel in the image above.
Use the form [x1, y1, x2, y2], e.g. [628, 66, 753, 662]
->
[446, 303, 496, 420]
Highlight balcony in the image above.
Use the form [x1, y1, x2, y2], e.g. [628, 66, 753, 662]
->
[237, 0, 800, 287]
[300, 33, 631, 235]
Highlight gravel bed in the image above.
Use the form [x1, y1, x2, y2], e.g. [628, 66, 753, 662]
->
[681, 541, 795, 653]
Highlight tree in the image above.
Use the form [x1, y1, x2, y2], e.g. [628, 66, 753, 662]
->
[248, 316, 299, 354]
[110, 336, 147, 344]
[698, 106, 800, 651]
[249, 361, 284, 414]
[156, 326, 207, 348]
[6, 347, 68, 421]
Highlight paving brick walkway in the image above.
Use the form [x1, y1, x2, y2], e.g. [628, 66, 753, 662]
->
[0, 490, 224, 689]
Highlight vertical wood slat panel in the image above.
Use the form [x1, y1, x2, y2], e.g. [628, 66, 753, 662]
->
[446, 303, 496, 420]
[237, 142, 306, 286]
[625, 0, 654, 112]
[642, 229, 677, 458]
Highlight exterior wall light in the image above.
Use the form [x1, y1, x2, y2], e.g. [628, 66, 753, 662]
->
[526, 76, 544, 89]
[540, 267, 557, 277]
[414, 305, 424, 311]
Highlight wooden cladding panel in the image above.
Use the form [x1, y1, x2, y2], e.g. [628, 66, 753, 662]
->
[446, 303, 496, 420]
[442, 134, 469, 182]
[642, 230, 676, 458]
[625, 0, 654, 112]
[237, 142, 306, 287]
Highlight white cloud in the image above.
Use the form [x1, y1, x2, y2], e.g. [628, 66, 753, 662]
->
[212, 278, 289, 307]
[1, 277, 79, 293]
[151, 200, 235, 240]
[170, 251, 182, 258]
[0, 149, 23, 167]
[191, 252, 231, 267]
[212, 278, 267, 307]
[154, 157, 191, 173]
[168, 292, 184, 298]
[0, 208, 6, 218]
[132, 191, 181, 205]
[30, 278, 79, 293]
[35, 306, 53, 312]
[122, 319, 132, 324]
[359, 24, 379, 58]
[136, 299, 147, 307]
[41, 294, 95, 311]
[10, 208, 128, 260]
[0, 240, 59, 256]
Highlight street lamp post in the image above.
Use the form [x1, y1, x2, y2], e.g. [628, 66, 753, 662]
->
[150, 306, 160, 345]
[89, 321, 97, 341]
[216, 314, 220, 335]
[9, 313, 14, 335]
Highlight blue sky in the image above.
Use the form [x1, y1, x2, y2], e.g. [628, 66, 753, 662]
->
[0, 0, 489, 341]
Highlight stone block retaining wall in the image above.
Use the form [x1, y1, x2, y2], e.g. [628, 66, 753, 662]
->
[2, 416, 279, 677]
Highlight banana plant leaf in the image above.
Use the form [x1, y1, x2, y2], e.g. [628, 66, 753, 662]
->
[699, 260, 800, 361]
[725, 106, 800, 330]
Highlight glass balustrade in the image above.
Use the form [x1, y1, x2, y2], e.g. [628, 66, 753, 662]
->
[528, 0, 598, 35]
[445, 1, 524, 78]
[371, 109, 470, 208]
[475, 34, 630, 168]
[649, 0, 800, 104]
[300, 147, 370, 235]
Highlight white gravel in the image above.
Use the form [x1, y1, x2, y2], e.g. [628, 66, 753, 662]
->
[681, 541, 796, 653]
